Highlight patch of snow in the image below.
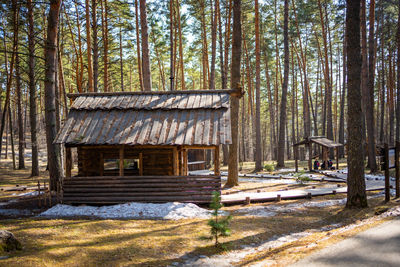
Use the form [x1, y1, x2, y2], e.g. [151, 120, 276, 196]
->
[39, 202, 227, 220]
[17, 191, 42, 197]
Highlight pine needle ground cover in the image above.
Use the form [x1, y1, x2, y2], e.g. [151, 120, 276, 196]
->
[0, 195, 398, 266]
[1, 161, 399, 266]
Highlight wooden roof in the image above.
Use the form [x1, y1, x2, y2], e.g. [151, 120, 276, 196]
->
[55, 91, 232, 146]
[293, 136, 343, 148]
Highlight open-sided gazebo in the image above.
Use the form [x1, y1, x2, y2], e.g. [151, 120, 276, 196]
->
[293, 136, 343, 172]
[55, 90, 234, 204]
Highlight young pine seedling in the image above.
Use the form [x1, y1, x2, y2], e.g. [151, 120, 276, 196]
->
[208, 191, 232, 248]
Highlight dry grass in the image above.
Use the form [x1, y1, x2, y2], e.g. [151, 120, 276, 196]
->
[0, 194, 398, 266]
[1, 157, 399, 266]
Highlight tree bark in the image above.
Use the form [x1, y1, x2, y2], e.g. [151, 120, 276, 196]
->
[277, 0, 289, 168]
[92, 0, 99, 92]
[101, 0, 109, 92]
[366, 0, 377, 171]
[85, 0, 94, 92]
[339, 19, 346, 158]
[139, 0, 152, 91]
[209, 0, 217, 90]
[0, 0, 18, 159]
[346, 0, 367, 208]
[254, 0, 262, 171]
[397, 0, 400, 142]
[16, 35, 25, 169]
[318, 0, 333, 153]
[134, 0, 143, 91]
[176, 0, 185, 90]
[44, 0, 63, 191]
[119, 24, 124, 91]
[226, 0, 241, 187]
[27, 0, 39, 176]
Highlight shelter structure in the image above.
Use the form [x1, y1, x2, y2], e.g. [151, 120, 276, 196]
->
[293, 136, 343, 172]
[55, 89, 235, 204]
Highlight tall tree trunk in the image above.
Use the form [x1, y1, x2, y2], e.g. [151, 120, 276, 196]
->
[397, 0, 400, 142]
[339, 19, 346, 158]
[361, 0, 368, 151]
[379, 19, 385, 144]
[134, 0, 143, 91]
[277, 0, 289, 168]
[318, 0, 333, 153]
[254, 0, 262, 171]
[218, 0, 228, 165]
[0, 0, 18, 159]
[85, 0, 94, 92]
[226, 0, 241, 187]
[388, 51, 395, 145]
[200, 0, 209, 89]
[119, 24, 124, 91]
[8, 103, 16, 169]
[209, 0, 217, 89]
[366, 0, 377, 171]
[176, 0, 185, 90]
[16, 36, 25, 169]
[169, 0, 174, 90]
[27, 0, 39, 176]
[44, 0, 63, 191]
[140, 0, 152, 91]
[346, 0, 367, 208]
[92, 0, 99, 92]
[101, 0, 109, 92]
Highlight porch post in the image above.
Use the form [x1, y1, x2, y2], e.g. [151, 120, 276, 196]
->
[65, 146, 72, 178]
[173, 147, 179, 175]
[99, 152, 104, 176]
[336, 147, 339, 170]
[119, 146, 124, 176]
[139, 152, 143, 176]
[294, 145, 298, 172]
[214, 145, 220, 176]
[183, 149, 188, 175]
[307, 144, 312, 171]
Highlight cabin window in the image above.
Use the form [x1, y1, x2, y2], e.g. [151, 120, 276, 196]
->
[103, 158, 141, 175]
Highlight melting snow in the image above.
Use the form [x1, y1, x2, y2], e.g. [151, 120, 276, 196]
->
[39, 202, 227, 220]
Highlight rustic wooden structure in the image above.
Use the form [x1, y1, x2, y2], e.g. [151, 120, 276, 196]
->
[293, 136, 343, 172]
[55, 90, 233, 204]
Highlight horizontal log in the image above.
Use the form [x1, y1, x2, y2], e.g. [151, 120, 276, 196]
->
[65, 178, 220, 184]
[63, 184, 220, 189]
[63, 200, 212, 204]
[64, 191, 215, 197]
[63, 196, 214, 202]
[63, 187, 219, 193]
[71, 175, 220, 179]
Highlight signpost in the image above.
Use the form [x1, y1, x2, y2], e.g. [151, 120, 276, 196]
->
[396, 142, 400, 199]
[383, 143, 400, 202]
[384, 144, 390, 202]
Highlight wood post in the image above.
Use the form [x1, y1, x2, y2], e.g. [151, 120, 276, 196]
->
[307, 144, 312, 171]
[384, 143, 390, 202]
[65, 147, 72, 178]
[173, 147, 179, 175]
[336, 147, 339, 170]
[214, 145, 220, 176]
[183, 149, 188, 175]
[396, 141, 399, 198]
[119, 146, 124, 176]
[294, 146, 298, 172]
[139, 152, 143, 176]
[99, 152, 104, 176]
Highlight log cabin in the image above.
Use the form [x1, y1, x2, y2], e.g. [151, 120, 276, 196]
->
[55, 90, 234, 205]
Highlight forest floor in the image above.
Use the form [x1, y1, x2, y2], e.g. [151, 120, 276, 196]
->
[0, 151, 399, 266]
